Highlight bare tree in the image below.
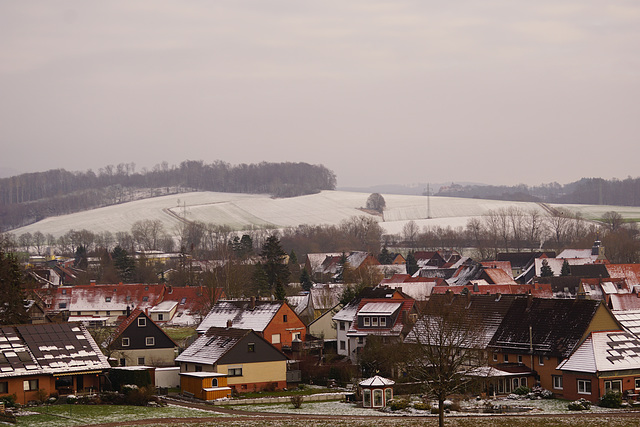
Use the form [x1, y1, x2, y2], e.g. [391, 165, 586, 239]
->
[402, 220, 420, 247]
[545, 211, 571, 248]
[404, 295, 486, 427]
[602, 211, 624, 232]
[524, 208, 544, 249]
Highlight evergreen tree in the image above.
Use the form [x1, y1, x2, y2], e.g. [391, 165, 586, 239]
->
[300, 269, 313, 291]
[259, 235, 290, 295]
[540, 259, 554, 277]
[238, 234, 253, 258]
[378, 246, 393, 264]
[406, 251, 419, 276]
[112, 246, 136, 283]
[274, 283, 286, 301]
[560, 260, 571, 276]
[0, 251, 28, 325]
[74, 245, 88, 270]
[339, 284, 356, 306]
[252, 262, 270, 297]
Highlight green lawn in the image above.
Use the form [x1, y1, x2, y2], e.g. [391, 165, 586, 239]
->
[16, 403, 224, 426]
[162, 326, 197, 342]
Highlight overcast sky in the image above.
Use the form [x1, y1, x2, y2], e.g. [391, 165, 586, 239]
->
[1, 1, 639, 188]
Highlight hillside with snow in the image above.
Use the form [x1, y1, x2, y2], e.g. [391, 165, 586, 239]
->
[9, 190, 640, 238]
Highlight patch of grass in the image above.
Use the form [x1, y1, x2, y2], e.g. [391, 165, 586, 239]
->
[17, 403, 222, 426]
[162, 326, 197, 341]
[235, 387, 336, 399]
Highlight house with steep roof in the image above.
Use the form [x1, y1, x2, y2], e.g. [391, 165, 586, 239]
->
[487, 298, 622, 397]
[0, 323, 110, 405]
[606, 264, 640, 291]
[557, 331, 640, 403]
[196, 299, 305, 351]
[333, 287, 417, 363]
[176, 327, 289, 393]
[110, 309, 178, 367]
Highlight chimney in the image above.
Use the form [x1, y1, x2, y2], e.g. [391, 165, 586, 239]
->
[250, 296, 256, 310]
[227, 319, 232, 328]
[527, 292, 533, 309]
[90, 280, 96, 286]
[145, 307, 149, 315]
[126, 305, 131, 317]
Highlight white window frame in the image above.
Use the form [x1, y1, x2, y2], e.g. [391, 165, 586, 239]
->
[578, 379, 592, 395]
[363, 317, 370, 327]
[553, 375, 563, 390]
[138, 317, 146, 327]
[605, 380, 622, 393]
[503, 354, 508, 363]
[538, 355, 544, 365]
[122, 337, 130, 347]
[493, 353, 498, 362]
[157, 313, 164, 321]
[145, 336, 155, 346]
[380, 317, 386, 327]
[137, 357, 145, 365]
[228, 367, 243, 377]
[23, 379, 38, 391]
[371, 317, 378, 327]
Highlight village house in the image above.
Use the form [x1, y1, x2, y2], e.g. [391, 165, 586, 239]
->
[333, 287, 417, 363]
[487, 297, 621, 397]
[557, 331, 640, 403]
[0, 323, 111, 405]
[196, 298, 306, 351]
[110, 308, 178, 367]
[176, 327, 289, 393]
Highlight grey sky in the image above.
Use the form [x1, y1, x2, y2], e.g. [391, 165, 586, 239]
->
[1, 1, 639, 187]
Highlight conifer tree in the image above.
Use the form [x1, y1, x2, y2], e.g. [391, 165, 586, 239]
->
[0, 251, 28, 325]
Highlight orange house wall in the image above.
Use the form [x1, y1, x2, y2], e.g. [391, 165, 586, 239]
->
[263, 305, 306, 350]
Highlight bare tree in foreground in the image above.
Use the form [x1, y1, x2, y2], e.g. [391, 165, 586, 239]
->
[404, 295, 486, 427]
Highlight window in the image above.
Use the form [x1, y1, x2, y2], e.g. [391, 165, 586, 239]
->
[520, 377, 527, 388]
[77, 311, 81, 316]
[578, 379, 592, 394]
[146, 337, 155, 346]
[372, 317, 378, 327]
[512, 378, 519, 390]
[248, 343, 255, 352]
[119, 358, 126, 366]
[283, 314, 288, 322]
[195, 365, 202, 372]
[553, 375, 563, 390]
[180, 297, 187, 304]
[380, 317, 386, 327]
[158, 314, 164, 321]
[271, 333, 281, 344]
[363, 389, 371, 407]
[340, 321, 345, 330]
[493, 353, 498, 362]
[358, 337, 364, 345]
[105, 297, 111, 302]
[517, 355, 523, 364]
[142, 296, 149, 302]
[373, 389, 383, 407]
[0, 381, 7, 394]
[503, 354, 508, 363]
[23, 379, 38, 391]
[62, 289, 67, 295]
[538, 355, 544, 366]
[106, 311, 110, 316]
[384, 388, 393, 404]
[340, 341, 346, 350]
[59, 303, 67, 309]
[364, 317, 370, 327]
[636, 378, 640, 390]
[228, 367, 242, 377]
[605, 380, 622, 393]
[138, 357, 145, 365]
[122, 337, 130, 347]
[138, 317, 146, 327]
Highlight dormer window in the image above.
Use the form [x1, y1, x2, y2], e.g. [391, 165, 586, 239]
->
[105, 297, 111, 302]
[363, 317, 370, 327]
[61, 289, 67, 295]
[180, 297, 187, 304]
[371, 317, 378, 327]
[142, 296, 148, 302]
[380, 317, 386, 327]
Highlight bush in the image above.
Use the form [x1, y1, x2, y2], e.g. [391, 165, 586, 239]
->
[66, 395, 77, 404]
[514, 386, 531, 396]
[0, 394, 17, 408]
[599, 391, 622, 408]
[568, 398, 591, 411]
[126, 386, 157, 406]
[412, 401, 430, 411]
[290, 395, 303, 409]
[530, 386, 553, 399]
[388, 399, 409, 411]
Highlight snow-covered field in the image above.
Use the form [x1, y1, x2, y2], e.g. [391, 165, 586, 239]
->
[10, 190, 640, 239]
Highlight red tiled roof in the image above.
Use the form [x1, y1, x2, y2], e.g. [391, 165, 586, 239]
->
[431, 283, 553, 298]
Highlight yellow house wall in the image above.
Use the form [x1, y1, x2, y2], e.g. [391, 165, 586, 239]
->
[218, 360, 286, 386]
[113, 348, 176, 367]
[582, 305, 621, 341]
[308, 310, 338, 340]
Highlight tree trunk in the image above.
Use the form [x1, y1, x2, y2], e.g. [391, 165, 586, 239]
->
[438, 395, 445, 427]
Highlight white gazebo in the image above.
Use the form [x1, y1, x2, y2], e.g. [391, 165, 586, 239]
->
[359, 375, 395, 408]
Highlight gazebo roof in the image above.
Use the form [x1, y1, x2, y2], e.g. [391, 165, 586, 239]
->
[359, 375, 395, 387]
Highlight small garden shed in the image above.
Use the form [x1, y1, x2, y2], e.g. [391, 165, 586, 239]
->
[359, 375, 394, 408]
[179, 372, 232, 401]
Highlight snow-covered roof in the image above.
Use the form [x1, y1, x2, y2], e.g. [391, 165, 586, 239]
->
[613, 310, 640, 336]
[558, 331, 640, 373]
[359, 375, 395, 387]
[196, 300, 283, 333]
[177, 327, 250, 365]
[180, 371, 228, 378]
[333, 301, 359, 322]
[358, 302, 402, 316]
[534, 258, 594, 276]
[150, 301, 179, 312]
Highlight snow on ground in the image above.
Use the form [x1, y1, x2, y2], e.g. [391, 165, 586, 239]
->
[11, 190, 640, 238]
